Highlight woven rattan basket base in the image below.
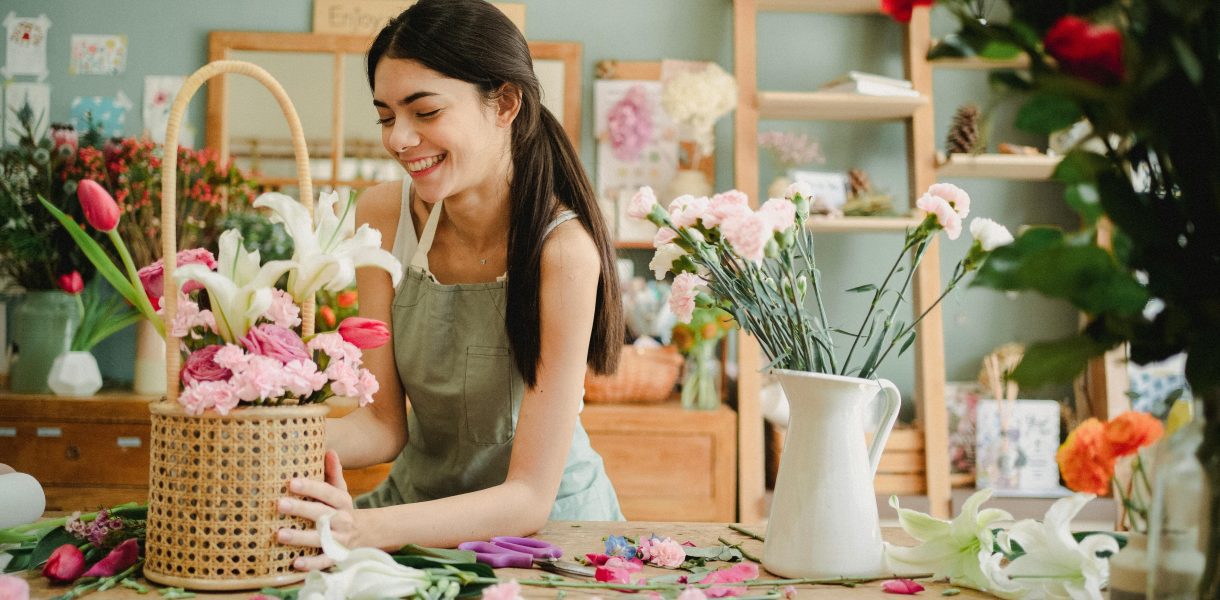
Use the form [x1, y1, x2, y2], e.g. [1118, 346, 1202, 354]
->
[144, 402, 329, 591]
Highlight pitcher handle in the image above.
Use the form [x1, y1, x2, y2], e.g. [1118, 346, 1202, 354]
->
[867, 379, 902, 477]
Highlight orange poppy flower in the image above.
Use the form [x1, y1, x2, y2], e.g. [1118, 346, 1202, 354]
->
[1104, 411, 1164, 458]
[1057, 417, 1116, 496]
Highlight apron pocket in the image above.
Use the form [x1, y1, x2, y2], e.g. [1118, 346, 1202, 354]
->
[463, 346, 515, 445]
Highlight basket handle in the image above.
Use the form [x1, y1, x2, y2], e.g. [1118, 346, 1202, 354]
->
[161, 59, 315, 405]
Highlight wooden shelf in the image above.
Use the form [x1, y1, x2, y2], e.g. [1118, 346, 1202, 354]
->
[758, 91, 927, 121]
[615, 240, 655, 251]
[932, 55, 1030, 70]
[936, 152, 1062, 180]
[758, 0, 882, 14]
[807, 215, 921, 233]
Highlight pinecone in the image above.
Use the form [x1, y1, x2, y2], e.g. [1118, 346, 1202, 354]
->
[848, 168, 871, 198]
[945, 104, 981, 155]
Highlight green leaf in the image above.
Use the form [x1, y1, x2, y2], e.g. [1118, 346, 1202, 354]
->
[393, 544, 477, 565]
[2, 547, 34, 573]
[38, 196, 145, 313]
[898, 331, 917, 357]
[845, 284, 877, 294]
[1170, 35, 1203, 84]
[1064, 184, 1103, 226]
[978, 40, 1022, 60]
[1015, 94, 1084, 135]
[1010, 334, 1114, 388]
[988, 70, 1034, 92]
[928, 35, 973, 60]
[1053, 150, 1111, 185]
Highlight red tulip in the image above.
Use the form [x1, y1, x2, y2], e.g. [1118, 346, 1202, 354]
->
[76, 179, 120, 232]
[81, 538, 140, 578]
[57, 271, 84, 295]
[42, 544, 86, 584]
[880, 0, 932, 23]
[337, 317, 391, 350]
[1044, 15, 1125, 86]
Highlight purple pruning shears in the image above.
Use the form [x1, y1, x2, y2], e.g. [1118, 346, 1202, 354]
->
[458, 536, 595, 578]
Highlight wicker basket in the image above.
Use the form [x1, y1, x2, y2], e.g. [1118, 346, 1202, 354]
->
[144, 60, 324, 591]
[584, 345, 683, 403]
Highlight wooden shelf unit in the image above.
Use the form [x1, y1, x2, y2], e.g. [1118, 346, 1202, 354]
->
[734, 0, 952, 520]
[807, 215, 922, 233]
[936, 152, 1062, 180]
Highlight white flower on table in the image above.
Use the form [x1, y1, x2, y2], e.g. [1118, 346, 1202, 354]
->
[994, 493, 1117, 600]
[298, 513, 433, 600]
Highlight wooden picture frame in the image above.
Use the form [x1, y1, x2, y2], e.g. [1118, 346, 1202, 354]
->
[206, 31, 582, 191]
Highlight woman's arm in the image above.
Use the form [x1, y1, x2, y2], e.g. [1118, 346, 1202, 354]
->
[324, 181, 410, 468]
[282, 218, 602, 562]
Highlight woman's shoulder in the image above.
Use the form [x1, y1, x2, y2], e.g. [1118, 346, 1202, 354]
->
[356, 180, 405, 250]
[540, 214, 599, 277]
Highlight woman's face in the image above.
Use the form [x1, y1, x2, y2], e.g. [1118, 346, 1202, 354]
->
[373, 58, 513, 203]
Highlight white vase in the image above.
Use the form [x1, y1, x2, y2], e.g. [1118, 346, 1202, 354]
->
[666, 168, 713, 201]
[763, 369, 901, 579]
[47, 351, 103, 397]
[133, 319, 166, 396]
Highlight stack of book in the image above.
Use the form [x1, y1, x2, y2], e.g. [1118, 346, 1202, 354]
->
[819, 71, 920, 97]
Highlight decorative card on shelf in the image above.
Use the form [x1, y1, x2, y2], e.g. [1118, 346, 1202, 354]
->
[3, 82, 50, 146]
[975, 399, 1061, 494]
[945, 381, 983, 478]
[70, 34, 127, 75]
[593, 79, 678, 243]
[71, 91, 132, 138]
[2, 12, 51, 81]
[143, 76, 185, 144]
[1127, 353, 1188, 415]
[790, 170, 850, 210]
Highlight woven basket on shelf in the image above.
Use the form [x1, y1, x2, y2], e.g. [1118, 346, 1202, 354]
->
[584, 345, 684, 404]
[143, 60, 326, 591]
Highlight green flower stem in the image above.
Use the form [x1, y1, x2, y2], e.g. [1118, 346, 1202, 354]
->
[717, 537, 761, 563]
[868, 254, 974, 378]
[728, 525, 766, 542]
[841, 231, 919, 374]
[473, 575, 867, 591]
[53, 559, 143, 600]
[107, 228, 163, 336]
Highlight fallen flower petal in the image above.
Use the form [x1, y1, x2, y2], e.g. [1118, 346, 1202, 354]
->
[881, 578, 925, 594]
[481, 579, 524, 600]
[0, 574, 29, 600]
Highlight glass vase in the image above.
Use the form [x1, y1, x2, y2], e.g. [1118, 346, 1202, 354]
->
[9, 291, 80, 394]
[1142, 402, 1205, 598]
[680, 344, 721, 410]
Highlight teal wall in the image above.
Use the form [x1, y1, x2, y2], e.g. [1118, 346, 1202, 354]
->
[2, 1, 1077, 402]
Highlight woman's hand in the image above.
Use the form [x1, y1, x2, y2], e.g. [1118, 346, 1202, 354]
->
[277, 449, 360, 571]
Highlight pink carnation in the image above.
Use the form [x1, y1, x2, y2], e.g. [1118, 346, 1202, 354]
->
[669, 273, 707, 323]
[212, 344, 249, 372]
[628, 186, 659, 220]
[178, 380, 231, 415]
[785, 181, 814, 201]
[230, 355, 287, 402]
[481, 579, 523, 600]
[138, 248, 216, 309]
[326, 359, 362, 398]
[654, 227, 678, 247]
[916, 194, 963, 240]
[265, 289, 301, 329]
[242, 324, 311, 364]
[721, 213, 772, 262]
[607, 85, 654, 163]
[638, 536, 686, 568]
[168, 293, 216, 339]
[181, 345, 233, 386]
[668, 195, 710, 229]
[758, 198, 796, 233]
[922, 183, 970, 218]
[0, 574, 30, 600]
[703, 190, 752, 228]
[282, 360, 329, 397]
[355, 368, 379, 407]
[309, 332, 361, 364]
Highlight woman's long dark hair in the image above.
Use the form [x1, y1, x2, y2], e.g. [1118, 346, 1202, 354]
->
[368, 0, 622, 386]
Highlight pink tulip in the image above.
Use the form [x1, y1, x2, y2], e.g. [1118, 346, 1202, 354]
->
[81, 538, 140, 578]
[42, 544, 86, 584]
[57, 271, 84, 295]
[337, 317, 391, 350]
[76, 179, 120, 232]
[881, 578, 926, 594]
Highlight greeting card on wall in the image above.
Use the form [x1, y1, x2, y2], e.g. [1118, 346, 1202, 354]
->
[1, 12, 51, 80]
[70, 34, 127, 75]
[71, 91, 132, 138]
[975, 399, 1061, 494]
[3, 82, 50, 146]
[594, 79, 677, 242]
[143, 76, 184, 144]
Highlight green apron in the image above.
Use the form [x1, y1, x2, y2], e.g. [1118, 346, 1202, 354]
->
[356, 180, 624, 521]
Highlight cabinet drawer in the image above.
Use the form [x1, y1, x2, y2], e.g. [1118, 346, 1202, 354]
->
[0, 421, 150, 486]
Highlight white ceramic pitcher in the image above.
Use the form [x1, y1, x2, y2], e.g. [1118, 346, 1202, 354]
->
[763, 369, 901, 579]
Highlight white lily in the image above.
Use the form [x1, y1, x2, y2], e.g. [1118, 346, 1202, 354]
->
[176, 229, 294, 342]
[255, 190, 403, 303]
[298, 513, 434, 600]
[995, 493, 1117, 600]
[886, 488, 1020, 595]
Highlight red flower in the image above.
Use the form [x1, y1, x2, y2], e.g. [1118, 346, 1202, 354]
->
[338, 317, 391, 350]
[882, 578, 926, 594]
[880, 0, 932, 23]
[42, 544, 86, 584]
[137, 248, 217, 308]
[81, 538, 140, 578]
[76, 179, 120, 232]
[319, 305, 337, 328]
[336, 290, 358, 309]
[57, 271, 84, 295]
[1104, 411, 1164, 457]
[1044, 15, 1125, 86]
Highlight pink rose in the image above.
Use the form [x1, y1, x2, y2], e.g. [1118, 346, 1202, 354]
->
[181, 345, 233, 386]
[337, 317, 390, 350]
[481, 579, 523, 600]
[627, 186, 659, 220]
[669, 273, 707, 323]
[242, 324, 311, 364]
[721, 213, 772, 262]
[138, 248, 217, 308]
[0, 574, 29, 600]
[758, 198, 796, 233]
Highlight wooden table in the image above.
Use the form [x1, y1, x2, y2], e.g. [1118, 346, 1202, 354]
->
[15, 521, 994, 599]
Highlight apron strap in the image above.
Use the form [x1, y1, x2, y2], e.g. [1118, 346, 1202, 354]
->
[410, 198, 446, 272]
